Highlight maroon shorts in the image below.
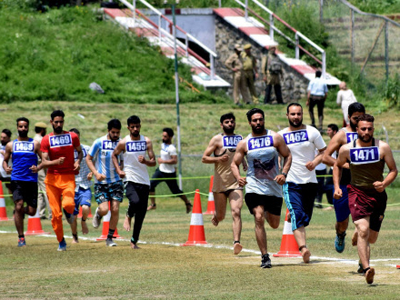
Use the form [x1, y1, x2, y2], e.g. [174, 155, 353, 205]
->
[347, 184, 387, 232]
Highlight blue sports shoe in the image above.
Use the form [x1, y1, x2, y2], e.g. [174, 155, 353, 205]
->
[18, 237, 26, 247]
[335, 232, 346, 253]
[58, 239, 67, 251]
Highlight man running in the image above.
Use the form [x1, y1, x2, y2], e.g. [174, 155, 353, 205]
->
[40, 110, 82, 251]
[202, 112, 247, 255]
[232, 108, 291, 267]
[86, 119, 123, 247]
[0, 129, 13, 197]
[69, 128, 93, 243]
[322, 102, 365, 254]
[333, 114, 397, 284]
[112, 115, 155, 249]
[278, 103, 326, 263]
[147, 127, 192, 213]
[2, 118, 42, 247]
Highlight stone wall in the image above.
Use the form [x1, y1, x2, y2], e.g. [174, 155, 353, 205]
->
[214, 15, 309, 103]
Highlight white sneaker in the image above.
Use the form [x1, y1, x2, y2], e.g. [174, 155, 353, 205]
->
[106, 238, 117, 247]
[92, 208, 102, 229]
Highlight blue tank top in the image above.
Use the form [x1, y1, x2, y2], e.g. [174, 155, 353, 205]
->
[245, 131, 282, 197]
[11, 138, 38, 182]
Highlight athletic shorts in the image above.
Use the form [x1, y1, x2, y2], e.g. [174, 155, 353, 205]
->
[74, 187, 92, 215]
[11, 180, 38, 208]
[94, 180, 124, 204]
[333, 184, 351, 222]
[245, 193, 282, 216]
[283, 182, 318, 231]
[149, 169, 182, 195]
[347, 184, 387, 232]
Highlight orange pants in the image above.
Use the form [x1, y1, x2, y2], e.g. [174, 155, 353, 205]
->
[45, 173, 76, 242]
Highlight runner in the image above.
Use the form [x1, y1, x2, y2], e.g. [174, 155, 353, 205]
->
[86, 119, 123, 247]
[231, 108, 291, 267]
[202, 112, 247, 255]
[68, 128, 93, 243]
[2, 117, 42, 247]
[112, 115, 155, 249]
[333, 114, 397, 284]
[322, 102, 365, 255]
[278, 103, 326, 263]
[147, 128, 192, 213]
[40, 110, 82, 251]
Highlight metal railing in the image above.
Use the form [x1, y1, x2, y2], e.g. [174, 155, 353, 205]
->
[219, 0, 327, 77]
[119, 0, 218, 79]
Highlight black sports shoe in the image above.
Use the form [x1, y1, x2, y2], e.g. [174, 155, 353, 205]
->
[260, 254, 272, 268]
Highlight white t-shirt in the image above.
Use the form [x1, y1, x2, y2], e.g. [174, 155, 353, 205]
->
[278, 125, 326, 184]
[159, 143, 177, 173]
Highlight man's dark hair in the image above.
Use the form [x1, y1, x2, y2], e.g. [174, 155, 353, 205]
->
[246, 108, 264, 122]
[16, 117, 29, 126]
[69, 128, 80, 135]
[2, 129, 11, 137]
[356, 114, 374, 125]
[327, 123, 339, 133]
[127, 115, 141, 126]
[220, 112, 235, 124]
[51, 110, 65, 120]
[163, 127, 174, 138]
[348, 102, 365, 118]
[286, 102, 302, 113]
[108, 119, 122, 131]
[315, 70, 322, 78]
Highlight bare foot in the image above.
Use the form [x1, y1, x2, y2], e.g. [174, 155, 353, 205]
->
[233, 243, 243, 255]
[131, 242, 140, 249]
[81, 220, 89, 235]
[123, 215, 132, 231]
[72, 237, 79, 244]
[185, 202, 192, 214]
[301, 248, 311, 263]
[211, 215, 219, 226]
[147, 204, 156, 211]
[365, 267, 375, 284]
[352, 231, 358, 246]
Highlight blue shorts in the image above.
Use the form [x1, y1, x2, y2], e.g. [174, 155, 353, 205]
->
[283, 182, 318, 231]
[74, 187, 92, 215]
[333, 184, 350, 222]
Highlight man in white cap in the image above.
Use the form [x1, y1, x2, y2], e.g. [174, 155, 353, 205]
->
[225, 44, 251, 105]
[34, 121, 51, 220]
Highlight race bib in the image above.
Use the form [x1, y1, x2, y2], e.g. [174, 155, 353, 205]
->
[74, 147, 87, 160]
[283, 130, 309, 145]
[350, 146, 380, 165]
[223, 135, 242, 149]
[248, 136, 273, 151]
[13, 141, 34, 153]
[102, 140, 118, 151]
[346, 132, 358, 143]
[126, 141, 147, 152]
[50, 134, 72, 148]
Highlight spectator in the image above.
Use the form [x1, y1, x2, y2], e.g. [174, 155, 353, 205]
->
[336, 81, 357, 127]
[307, 70, 328, 131]
[262, 46, 284, 104]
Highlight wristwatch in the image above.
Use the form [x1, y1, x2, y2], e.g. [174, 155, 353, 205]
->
[281, 172, 287, 178]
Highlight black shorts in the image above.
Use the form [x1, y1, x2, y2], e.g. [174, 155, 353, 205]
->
[245, 193, 283, 216]
[149, 168, 183, 195]
[11, 180, 38, 208]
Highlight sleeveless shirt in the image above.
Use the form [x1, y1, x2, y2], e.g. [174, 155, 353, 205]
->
[339, 127, 358, 185]
[122, 134, 150, 186]
[11, 138, 38, 182]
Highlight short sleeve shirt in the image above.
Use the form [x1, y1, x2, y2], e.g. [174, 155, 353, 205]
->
[40, 131, 80, 175]
[159, 143, 177, 173]
[278, 125, 326, 184]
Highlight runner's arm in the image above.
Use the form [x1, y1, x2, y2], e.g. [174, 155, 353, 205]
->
[2, 142, 12, 174]
[112, 140, 125, 177]
[141, 138, 156, 167]
[333, 146, 348, 198]
[202, 137, 227, 164]
[374, 143, 398, 192]
[231, 140, 247, 187]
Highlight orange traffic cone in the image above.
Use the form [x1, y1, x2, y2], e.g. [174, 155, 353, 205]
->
[78, 206, 93, 218]
[25, 209, 50, 235]
[273, 209, 301, 257]
[203, 176, 215, 215]
[0, 181, 11, 221]
[96, 205, 122, 241]
[183, 189, 207, 246]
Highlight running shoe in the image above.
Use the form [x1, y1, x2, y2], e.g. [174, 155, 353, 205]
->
[92, 207, 102, 229]
[18, 237, 26, 247]
[106, 238, 117, 247]
[260, 253, 272, 268]
[357, 260, 364, 274]
[57, 239, 67, 251]
[335, 232, 346, 253]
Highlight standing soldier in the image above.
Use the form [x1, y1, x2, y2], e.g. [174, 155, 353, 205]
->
[262, 46, 284, 104]
[225, 44, 251, 105]
[241, 44, 259, 104]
